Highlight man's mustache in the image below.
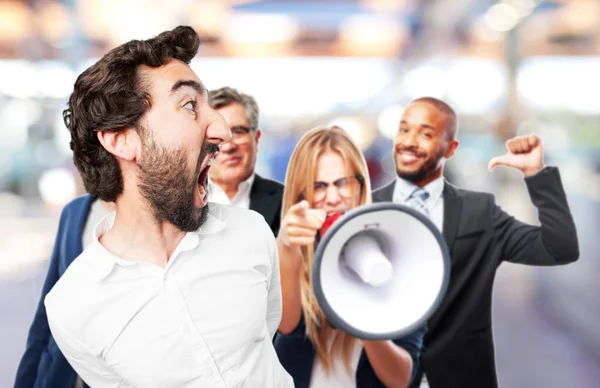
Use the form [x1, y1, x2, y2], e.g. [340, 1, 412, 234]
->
[202, 142, 219, 155]
[396, 146, 426, 158]
[195, 142, 220, 172]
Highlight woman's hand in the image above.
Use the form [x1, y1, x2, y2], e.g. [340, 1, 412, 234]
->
[279, 200, 326, 247]
[277, 200, 326, 334]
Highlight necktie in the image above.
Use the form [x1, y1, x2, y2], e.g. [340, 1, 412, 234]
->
[406, 188, 430, 217]
[407, 187, 431, 388]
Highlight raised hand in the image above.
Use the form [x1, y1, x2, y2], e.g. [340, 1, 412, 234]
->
[279, 200, 327, 247]
[488, 134, 544, 177]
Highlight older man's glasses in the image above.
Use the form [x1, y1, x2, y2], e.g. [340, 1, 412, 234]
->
[313, 176, 363, 202]
[229, 126, 254, 144]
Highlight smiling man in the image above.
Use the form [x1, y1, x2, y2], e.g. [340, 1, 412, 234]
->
[207, 87, 284, 236]
[44, 26, 293, 388]
[373, 97, 579, 388]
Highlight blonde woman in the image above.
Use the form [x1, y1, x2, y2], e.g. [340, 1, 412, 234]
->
[274, 126, 426, 388]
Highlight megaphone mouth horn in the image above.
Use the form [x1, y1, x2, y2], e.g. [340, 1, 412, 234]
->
[341, 231, 394, 287]
[312, 202, 451, 341]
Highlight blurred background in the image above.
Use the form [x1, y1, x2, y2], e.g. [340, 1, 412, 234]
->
[1, 0, 599, 386]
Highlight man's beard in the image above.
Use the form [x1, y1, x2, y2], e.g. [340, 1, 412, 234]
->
[395, 146, 446, 184]
[137, 136, 218, 232]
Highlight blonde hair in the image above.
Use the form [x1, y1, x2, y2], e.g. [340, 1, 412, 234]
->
[281, 125, 372, 373]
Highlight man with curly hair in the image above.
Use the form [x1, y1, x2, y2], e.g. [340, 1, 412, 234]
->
[41, 26, 293, 388]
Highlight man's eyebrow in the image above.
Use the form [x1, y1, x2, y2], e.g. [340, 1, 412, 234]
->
[170, 80, 206, 96]
[400, 120, 435, 131]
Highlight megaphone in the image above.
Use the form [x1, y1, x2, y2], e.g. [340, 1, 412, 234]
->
[312, 202, 450, 340]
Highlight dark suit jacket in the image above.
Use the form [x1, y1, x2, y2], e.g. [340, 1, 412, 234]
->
[249, 174, 284, 236]
[15, 194, 94, 388]
[275, 315, 427, 388]
[372, 167, 579, 388]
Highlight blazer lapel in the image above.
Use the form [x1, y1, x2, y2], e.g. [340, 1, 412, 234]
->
[375, 179, 461, 251]
[249, 175, 278, 227]
[74, 195, 94, 253]
[372, 181, 395, 202]
[442, 182, 462, 252]
[63, 194, 95, 273]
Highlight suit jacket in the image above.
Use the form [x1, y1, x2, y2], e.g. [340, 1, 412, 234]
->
[275, 315, 426, 388]
[372, 167, 579, 388]
[249, 174, 284, 236]
[15, 194, 94, 388]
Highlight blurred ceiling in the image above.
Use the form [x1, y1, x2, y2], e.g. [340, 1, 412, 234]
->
[0, 0, 598, 59]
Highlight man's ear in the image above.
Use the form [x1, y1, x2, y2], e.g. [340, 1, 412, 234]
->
[97, 128, 140, 162]
[445, 139, 459, 160]
[254, 129, 262, 146]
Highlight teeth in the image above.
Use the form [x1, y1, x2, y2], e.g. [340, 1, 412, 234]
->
[198, 185, 206, 199]
[208, 156, 215, 166]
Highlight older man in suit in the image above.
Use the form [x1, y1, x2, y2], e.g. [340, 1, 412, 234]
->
[373, 97, 579, 388]
[208, 87, 283, 236]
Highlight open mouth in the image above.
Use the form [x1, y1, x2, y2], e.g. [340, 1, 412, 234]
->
[196, 155, 216, 207]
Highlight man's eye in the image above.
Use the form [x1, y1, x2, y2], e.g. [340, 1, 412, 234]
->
[183, 101, 196, 111]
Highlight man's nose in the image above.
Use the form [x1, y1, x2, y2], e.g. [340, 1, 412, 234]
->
[400, 132, 419, 148]
[205, 110, 232, 146]
[219, 138, 237, 153]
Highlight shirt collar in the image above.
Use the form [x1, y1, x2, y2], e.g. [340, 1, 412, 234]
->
[88, 205, 227, 280]
[243, 173, 256, 191]
[207, 173, 255, 195]
[393, 175, 445, 204]
[196, 204, 227, 235]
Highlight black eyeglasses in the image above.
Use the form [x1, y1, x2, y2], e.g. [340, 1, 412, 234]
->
[313, 175, 364, 202]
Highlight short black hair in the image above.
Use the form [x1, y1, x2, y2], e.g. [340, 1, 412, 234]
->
[412, 97, 458, 140]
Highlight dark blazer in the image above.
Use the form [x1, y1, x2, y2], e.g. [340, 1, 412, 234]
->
[15, 194, 94, 388]
[249, 174, 284, 236]
[372, 166, 579, 388]
[275, 316, 426, 388]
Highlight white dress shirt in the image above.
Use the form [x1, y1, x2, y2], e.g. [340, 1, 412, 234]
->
[392, 176, 445, 232]
[393, 176, 444, 388]
[45, 203, 293, 388]
[208, 173, 255, 209]
[81, 199, 109, 249]
[75, 198, 108, 388]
